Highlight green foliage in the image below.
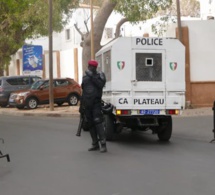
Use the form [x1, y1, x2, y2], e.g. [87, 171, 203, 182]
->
[113, 0, 172, 22]
[172, 0, 200, 17]
[0, 0, 78, 73]
[151, 0, 200, 36]
[151, 16, 176, 37]
[80, 0, 103, 7]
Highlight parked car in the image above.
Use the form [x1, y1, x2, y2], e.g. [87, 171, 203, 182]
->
[9, 78, 82, 109]
[0, 75, 41, 107]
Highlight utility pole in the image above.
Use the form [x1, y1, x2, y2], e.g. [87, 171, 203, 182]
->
[90, 0, 95, 59]
[49, 0, 54, 111]
[176, 0, 182, 42]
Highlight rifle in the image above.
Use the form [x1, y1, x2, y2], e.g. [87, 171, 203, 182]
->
[76, 113, 84, 137]
[0, 138, 10, 162]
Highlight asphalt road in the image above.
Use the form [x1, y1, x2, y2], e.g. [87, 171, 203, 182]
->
[0, 115, 215, 195]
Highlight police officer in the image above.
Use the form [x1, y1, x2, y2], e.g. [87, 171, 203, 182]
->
[80, 60, 107, 153]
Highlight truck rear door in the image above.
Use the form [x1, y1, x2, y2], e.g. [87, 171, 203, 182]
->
[131, 50, 166, 114]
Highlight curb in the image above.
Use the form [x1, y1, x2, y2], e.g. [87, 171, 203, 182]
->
[0, 111, 79, 117]
[0, 107, 213, 118]
[178, 107, 213, 117]
[0, 106, 80, 117]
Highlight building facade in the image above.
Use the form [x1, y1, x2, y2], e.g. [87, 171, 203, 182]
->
[6, 3, 215, 107]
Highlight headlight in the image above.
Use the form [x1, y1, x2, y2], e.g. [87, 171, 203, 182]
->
[17, 92, 30, 97]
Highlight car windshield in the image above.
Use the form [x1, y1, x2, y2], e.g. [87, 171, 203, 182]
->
[31, 80, 45, 90]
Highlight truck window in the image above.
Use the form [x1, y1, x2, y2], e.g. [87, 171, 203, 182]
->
[96, 55, 102, 72]
[103, 50, 111, 82]
[136, 53, 162, 82]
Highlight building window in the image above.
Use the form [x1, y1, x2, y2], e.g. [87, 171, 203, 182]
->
[65, 29, 71, 40]
[104, 28, 113, 39]
[103, 50, 111, 81]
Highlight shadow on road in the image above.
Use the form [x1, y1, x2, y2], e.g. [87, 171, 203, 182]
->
[110, 128, 172, 147]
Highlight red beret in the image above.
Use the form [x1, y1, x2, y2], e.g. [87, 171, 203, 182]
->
[88, 60, 98, 67]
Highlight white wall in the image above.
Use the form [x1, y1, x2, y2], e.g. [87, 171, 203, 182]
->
[44, 52, 58, 79]
[26, 32, 62, 51]
[60, 50, 75, 78]
[165, 20, 215, 82]
[185, 20, 215, 82]
[199, 0, 215, 19]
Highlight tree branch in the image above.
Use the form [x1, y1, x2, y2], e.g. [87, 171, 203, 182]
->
[1, 19, 9, 30]
[114, 18, 128, 38]
[74, 23, 84, 38]
[84, 20, 89, 33]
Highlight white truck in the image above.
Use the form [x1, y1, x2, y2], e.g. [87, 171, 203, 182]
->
[96, 37, 185, 141]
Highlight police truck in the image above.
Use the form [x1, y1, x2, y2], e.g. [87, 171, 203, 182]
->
[96, 37, 185, 141]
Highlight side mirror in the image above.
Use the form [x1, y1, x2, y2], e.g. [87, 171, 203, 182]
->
[39, 86, 44, 90]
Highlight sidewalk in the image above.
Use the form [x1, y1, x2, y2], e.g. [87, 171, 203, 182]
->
[0, 105, 213, 117]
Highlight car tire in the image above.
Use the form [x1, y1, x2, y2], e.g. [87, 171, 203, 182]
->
[157, 116, 172, 141]
[27, 97, 38, 109]
[16, 105, 25, 109]
[68, 94, 78, 106]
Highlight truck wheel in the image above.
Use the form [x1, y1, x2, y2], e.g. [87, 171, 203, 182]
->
[157, 116, 172, 141]
[104, 114, 115, 141]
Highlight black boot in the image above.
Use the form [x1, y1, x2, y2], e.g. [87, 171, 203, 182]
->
[96, 123, 107, 153]
[88, 127, 99, 151]
[100, 142, 107, 153]
[88, 143, 99, 151]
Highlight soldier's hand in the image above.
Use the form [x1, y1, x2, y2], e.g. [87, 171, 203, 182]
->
[85, 70, 93, 77]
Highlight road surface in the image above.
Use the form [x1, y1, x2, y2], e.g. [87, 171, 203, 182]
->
[0, 115, 215, 195]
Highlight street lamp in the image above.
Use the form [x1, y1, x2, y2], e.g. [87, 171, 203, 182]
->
[49, 0, 54, 111]
[90, 0, 95, 59]
[176, 0, 182, 42]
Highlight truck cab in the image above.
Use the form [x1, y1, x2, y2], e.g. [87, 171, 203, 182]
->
[96, 37, 185, 141]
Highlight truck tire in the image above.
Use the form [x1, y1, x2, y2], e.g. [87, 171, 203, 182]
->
[157, 116, 172, 141]
[104, 114, 115, 141]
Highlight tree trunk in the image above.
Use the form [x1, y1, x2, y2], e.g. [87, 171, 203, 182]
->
[0, 68, 4, 76]
[0, 57, 5, 76]
[82, 0, 117, 72]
